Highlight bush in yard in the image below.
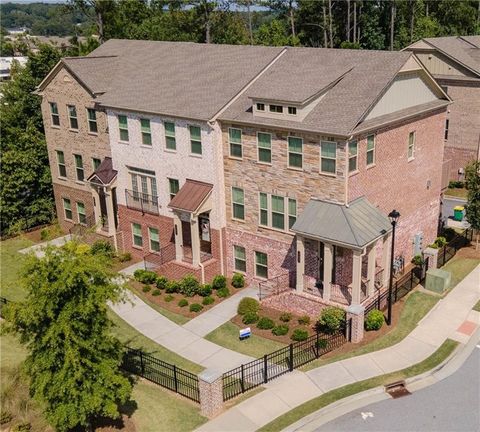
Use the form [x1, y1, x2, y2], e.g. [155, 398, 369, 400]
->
[155, 276, 168, 290]
[202, 296, 215, 306]
[165, 280, 181, 293]
[242, 311, 259, 324]
[231, 273, 245, 288]
[90, 240, 115, 258]
[365, 309, 384, 331]
[257, 317, 275, 330]
[133, 269, 158, 285]
[298, 315, 311, 325]
[189, 303, 203, 313]
[216, 287, 230, 298]
[118, 252, 132, 262]
[237, 297, 259, 315]
[434, 236, 447, 248]
[272, 324, 289, 336]
[142, 284, 152, 293]
[411, 254, 424, 266]
[198, 283, 212, 297]
[291, 328, 309, 341]
[178, 298, 188, 307]
[212, 275, 227, 290]
[442, 227, 456, 241]
[12, 422, 31, 432]
[165, 294, 174, 302]
[316, 339, 328, 350]
[152, 289, 161, 296]
[279, 312, 292, 322]
[317, 307, 346, 334]
[180, 274, 200, 297]
[0, 410, 12, 424]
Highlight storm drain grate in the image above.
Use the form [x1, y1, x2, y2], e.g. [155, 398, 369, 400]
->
[385, 380, 411, 399]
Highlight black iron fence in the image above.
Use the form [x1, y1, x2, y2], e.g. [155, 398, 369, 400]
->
[125, 189, 159, 215]
[122, 347, 200, 403]
[222, 320, 351, 401]
[437, 228, 473, 268]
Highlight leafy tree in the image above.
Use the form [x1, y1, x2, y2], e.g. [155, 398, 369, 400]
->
[254, 18, 300, 46]
[465, 161, 480, 249]
[6, 242, 132, 431]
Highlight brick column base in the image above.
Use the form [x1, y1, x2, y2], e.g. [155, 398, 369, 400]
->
[198, 369, 224, 418]
[423, 247, 438, 270]
[346, 304, 365, 343]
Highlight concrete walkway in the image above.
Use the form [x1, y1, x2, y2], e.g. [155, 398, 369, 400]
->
[196, 265, 480, 432]
[19, 234, 72, 257]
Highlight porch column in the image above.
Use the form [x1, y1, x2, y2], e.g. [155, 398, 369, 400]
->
[173, 213, 183, 261]
[382, 233, 392, 288]
[351, 249, 362, 305]
[367, 244, 376, 297]
[323, 242, 333, 301]
[191, 215, 200, 266]
[104, 189, 116, 237]
[296, 235, 305, 293]
[90, 186, 101, 228]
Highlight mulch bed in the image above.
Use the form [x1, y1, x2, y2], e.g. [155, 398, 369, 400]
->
[93, 414, 136, 432]
[455, 243, 480, 260]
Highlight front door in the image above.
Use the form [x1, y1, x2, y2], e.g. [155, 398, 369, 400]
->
[99, 189, 108, 230]
[181, 221, 192, 247]
[199, 214, 211, 255]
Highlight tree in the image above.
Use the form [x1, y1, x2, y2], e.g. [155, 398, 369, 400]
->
[6, 242, 132, 431]
[254, 18, 300, 46]
[465, 160, 480, 249]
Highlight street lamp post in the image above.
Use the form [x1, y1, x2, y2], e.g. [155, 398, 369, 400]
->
[387, 209, 400, 326]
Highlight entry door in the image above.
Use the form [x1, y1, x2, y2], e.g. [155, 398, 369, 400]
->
[99, 189, 108, 229]
[181, 221, 192, 247]
[319, 242, 325, 281]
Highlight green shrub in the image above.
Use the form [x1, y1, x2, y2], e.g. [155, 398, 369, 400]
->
[142, 284, 152, 293]
[365, 309, 384, 331]
[279, 312, 292, 322]
[242, 311, 259, 324]
[165, 294, 174, 302]
[257, 317, 275, 330]
[178, 298, 189, 307]
[434, 236, 447, 248]
[298, 315, 311, 325]
[152, 289, 161, 296]
[133, 269, 158, 285]
[156, 276, 168, 289]
[238, 297, 260, 315]
[216, 287, 230, 298]
[12, 422, 31, 432]
[448, 180, 464, 189]
[291, 328, 309, 341]
[198, 283, 212, 297]
[181, 274, 200, 297]
[442, 227, 456, 241]
[165, 280, 181, 293]
[317, 307, 346, 334]
[316, 338, 328, 350]
[40, 228, 50, 241]
[118, 252, 132, 262]
[411, 254, 424, 266]
[189, 303, 203, 313]
[0, 410, 12, 424]
[231, 272, 245, 288]
[90, 239, 115, 258]
[202, 296, 215, 305]
[272, 324, 289, 336]
[428, 242, 439, 249]
[212, 274, 227, 290]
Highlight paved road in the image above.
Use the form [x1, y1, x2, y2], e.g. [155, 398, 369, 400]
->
[317, 347, 480, 432]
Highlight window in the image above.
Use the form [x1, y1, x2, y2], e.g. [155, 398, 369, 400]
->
[271, 195, 285, 230]
[130, 167, 157, 204]
[256, 103, 265, 111]
[132, 223, 143, 247]
[232, 187, 245, 220]
[259, 193, 268, 226]
[164, 122, 176, 150]
[257, 132, 272, 163]
[288, 198, 297, 229]
[74, 154, 84, 181]
[189, 125, 202, 155]
[320, 141, 337, 174]
[168, 178, 179, 200]
[269, 104, 283, 113]
[366, 135, 375, 166]
[234, 245, 246, 272]
[118, 115, 129, 141]
[56, 150, 66, 178]
[229, 128, 242, 158]
[87, 108, 97, 133]
[348, 140, 358, 172]
[408, 132, 415, 160]
[63, 198, 72, 220]
[288, 106, 297, 115]
[288, 136, 303, 169]
[50, 102, 60, 126]
[92, 157, 101, 171]
[76, 202, 86, 225]
[255, 251, 268, 279]
[67, 105, 78, 130]
[141, 118, 152, 146]
[149, 227, 160, 252]
[444, 119, 449, 140]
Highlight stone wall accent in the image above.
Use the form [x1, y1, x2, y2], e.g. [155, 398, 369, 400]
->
[53, 183, 95, 232]
[423, 246, 438, 270]
[346, 304, 365, 343]
[198, 369, 224, 418]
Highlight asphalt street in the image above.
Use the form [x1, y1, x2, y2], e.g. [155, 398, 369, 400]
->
[316, 346, 480, 432]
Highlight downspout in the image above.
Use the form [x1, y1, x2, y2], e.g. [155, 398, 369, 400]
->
[345, 135, 354, 206]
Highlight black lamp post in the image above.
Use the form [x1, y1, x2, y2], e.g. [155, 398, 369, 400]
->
[387, 209, 400, 326]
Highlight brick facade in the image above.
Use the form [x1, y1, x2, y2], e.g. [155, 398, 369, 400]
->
[53, 183, 95, 233]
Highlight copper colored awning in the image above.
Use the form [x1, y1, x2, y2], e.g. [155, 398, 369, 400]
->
[87, 157, 117, 186]
[168, 179, 213, 213]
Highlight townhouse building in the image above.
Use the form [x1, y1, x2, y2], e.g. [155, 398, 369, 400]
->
[38, 39, 449, 315]
[405, 36, 480, 182]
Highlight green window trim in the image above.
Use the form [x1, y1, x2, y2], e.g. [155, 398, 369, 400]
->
[288, 198, 297, 229]
[408, 132, 415, 160]
[63, 198, 72, 220]
[288, 136, 303, 169]
[168, 178, 179, 200]
[140, 118, 152, 146]
[164, 122, 176, 150]
[320, 141, 337, 175]
[67, 105, 78, 130]
[232, 187, 245, 220]
[229, 128, 242, 158]
[56, 150, 66, 178]
[257, 132, 272, 164]
[148, 227, 160, 252]
[255, 251, 268, 279]
[271, 195, 285, 230]
[348, 140, 358, 172]
[234, 245, 246, 272]
[132, 223, 143, 247]
[74, 154, 84, 182]
[118, 115, 129, 142]
[366, 135, 375, 166]
[50, 102, 60, 126]
[87, 108, 97, 133]
[76, 202, 86, 225]
[259, 192, 268, 226]
[189, 125, 202, 155]
[92, 158, 101, 171]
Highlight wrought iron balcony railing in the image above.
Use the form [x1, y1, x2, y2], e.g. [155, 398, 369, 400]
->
[125, 189, 159, 215]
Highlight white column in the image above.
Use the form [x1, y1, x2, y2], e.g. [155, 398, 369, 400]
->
[191, 215, 200, 266]
[296, 236, 305, 293]
[173, 213, 183, 262]
[367, 244, 376, 297]
[351, 249, 362, 305]
[323, 242, 333, 301]
[105, 190, 116, 237]
[383, 233, 392, 288]
[90, 186, 101, 229]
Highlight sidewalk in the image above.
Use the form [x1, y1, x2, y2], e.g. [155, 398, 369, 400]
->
[18, 234, 72, 258]
[196, 264, 480, 432]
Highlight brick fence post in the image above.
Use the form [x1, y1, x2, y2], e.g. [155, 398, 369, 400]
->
[346, 304, 365, 343]
[198, 369, 224, 418]
[423, 247, 438, 270]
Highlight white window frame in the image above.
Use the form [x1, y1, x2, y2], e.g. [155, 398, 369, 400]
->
[287, 136, 303, 169]
[56, 150, 67, 178]
[254, 251, 268, 279]
[118, 115, 129, 142]
[86, 108, 97, 134]
[164, 121, 176, 151]
[258, 192, 296, 233]
[92, 157, 101, 171]
[229, 127, 243, 159]
[189, 125, 202, 155]
[231, 186, 245, 221]
[366, 134, 375, 167]
[256, 103, 265, 111]
[408, 131, 415, 161]
[63, 198, 72, 221]
[50, 102, 60, 126]
[67, 105, 78, 130]
[287, 106, 297, 115]
[269, 104, 283, 114]
[132, 223, 143, 248]
[320, 141, 337, 175]
[140, 118, 152, 146]
[148, 227, 160, 252]
[348, 140, 358, 173]
[257, 131, 272, 165]
[168, 178, 179, 201]
[233, 245, 247, 273]
[76, 201, 86, 225]
[74, 154, 84, 182]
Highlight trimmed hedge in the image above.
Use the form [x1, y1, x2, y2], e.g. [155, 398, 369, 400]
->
[217, 287, 230, 298]
[242, 312, 259, 324]
[165, 294, 174, 302]
[317, 306, 345, 334]
[198, 284, 212, 297]
[142, 285, 152, 293]
[298, 315, 311, 325]
[291, 328, 309, 341]
[365, 309, 384, 331]
[238, 297, 259, 315]
[280, 312, 292, 322]
[133, 269, 158, 285]
[257, 317, 275, 330]
[156, 276, 168, 290]
[178, 298, 189, 307]
[212, 275, 227, 290]
[165, 280, 181, 293]
[231, 272, 245, 288]
[272, 324, 289, 336]
[202, 296, 215, 306]
[152, 289, 161, 296]
[180, 274, 200, 297]
[189, 303, 203, 313]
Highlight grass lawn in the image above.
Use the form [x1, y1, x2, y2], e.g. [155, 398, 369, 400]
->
[441, 256, 480, 292]
[258, 339, 459, 432]
[444, 188, 468, 199]
[205, 321, 287, 358]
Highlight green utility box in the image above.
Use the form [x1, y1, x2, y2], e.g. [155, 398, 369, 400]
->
[425, 268, 451, 294]
[453, 206, 464, 221]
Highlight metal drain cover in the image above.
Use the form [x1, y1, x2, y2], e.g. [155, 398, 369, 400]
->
[385, 380, 411, 399]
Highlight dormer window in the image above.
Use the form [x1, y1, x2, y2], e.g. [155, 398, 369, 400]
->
[256, 103, 265, 111]
[269, 104, 283, 113]
[288, 106, 297, 115]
